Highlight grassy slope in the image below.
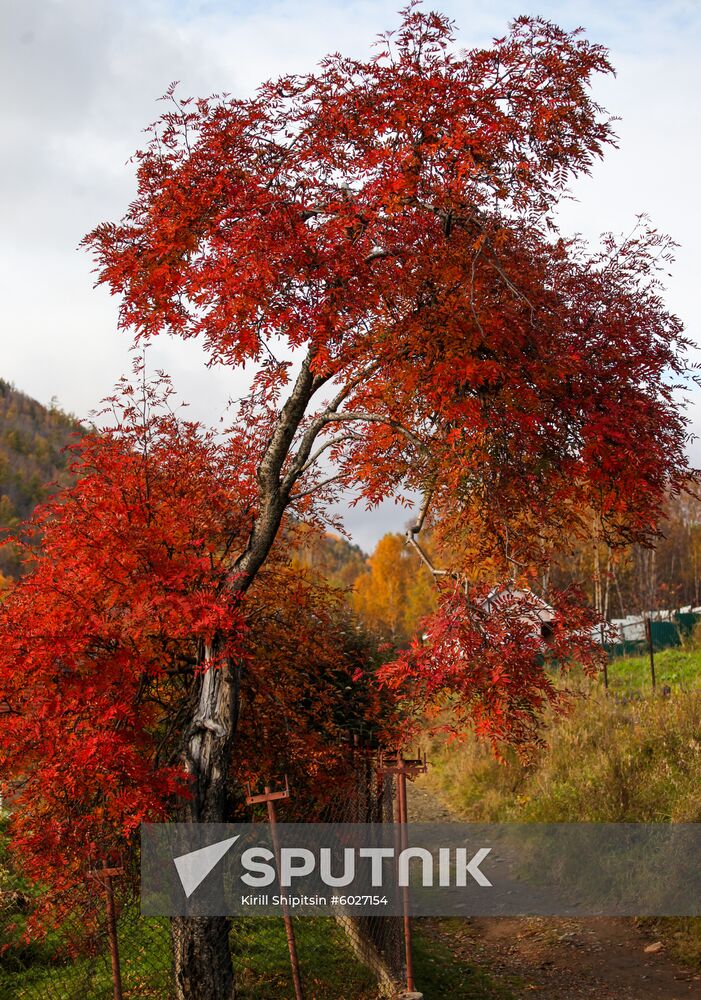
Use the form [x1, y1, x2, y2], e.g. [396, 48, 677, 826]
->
[606, 647, 701, 693]
[425, 673, 701, 825]
[421, 651, 701, 967]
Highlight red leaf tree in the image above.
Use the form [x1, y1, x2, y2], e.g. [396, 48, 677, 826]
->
[0, 373, 393, 946]
[1, 6, 693, 996]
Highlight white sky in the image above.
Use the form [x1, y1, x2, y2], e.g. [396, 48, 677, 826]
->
[2, 0, 699, 549]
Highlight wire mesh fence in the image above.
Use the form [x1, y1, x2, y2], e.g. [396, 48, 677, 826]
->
[319, 744, 406, 996]
[1, 744, 411, 1000]
[0, 871, 173, 1000]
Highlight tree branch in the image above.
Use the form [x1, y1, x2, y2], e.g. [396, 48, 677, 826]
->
[280, 361, 383, 493]
[405, 479, 457, 581]
[320, 410, 429, 454]
[406, 531, 451, 577]
[256, 349, 322, 493]
[300, 432, 362, 474]
[290, 473, 344, 501]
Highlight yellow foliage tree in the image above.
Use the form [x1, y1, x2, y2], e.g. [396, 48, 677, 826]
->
[352, 533, 436, 645]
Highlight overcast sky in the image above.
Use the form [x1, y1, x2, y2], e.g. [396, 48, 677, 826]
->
[2, 0, 700, 549]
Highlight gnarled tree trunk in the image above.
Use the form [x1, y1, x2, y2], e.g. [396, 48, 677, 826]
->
[170, 353, 323, 997]
[172, 915, 235, 1000]
[172, 637, 240, 1000]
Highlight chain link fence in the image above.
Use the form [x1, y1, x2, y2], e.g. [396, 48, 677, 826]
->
[318, 744, 406, 997]
[0, 871, 172, 1000]
[1, 747, 411, 1000]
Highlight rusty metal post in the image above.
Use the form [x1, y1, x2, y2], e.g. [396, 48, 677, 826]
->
[395, 754, 415, 994]
[646, 617, 656, 690]
[91, 867, 124, 1000]
[378, 749, 427, 996]
[600, 622, 609, 690]
[246, 781, 304, 1000]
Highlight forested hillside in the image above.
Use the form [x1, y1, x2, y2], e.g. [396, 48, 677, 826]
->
[295, 529, 436, 645]
[292, 524, 368, 590]
[0, 380, 81, 579]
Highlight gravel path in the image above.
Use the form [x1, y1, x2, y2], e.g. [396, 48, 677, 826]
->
[407, 782, 701, 999]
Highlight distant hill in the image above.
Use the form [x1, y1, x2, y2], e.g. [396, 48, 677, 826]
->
[0, 381, 366, 588]
[293, 525, 368, 590]
[0, 380, 82, 579]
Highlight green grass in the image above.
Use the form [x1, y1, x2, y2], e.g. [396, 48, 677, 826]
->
[0, 911, 173, 1000]
[606, 646, 701, 693]
[1, 912, 516, 999]
[413, 921, 518, 999]
[231, 918, 513, 1000]
[1, 915, 377, 1000]
[0, 945, 115, 999]
[232, 917, 379, 999]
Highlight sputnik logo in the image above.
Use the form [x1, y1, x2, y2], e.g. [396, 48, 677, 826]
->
[174, 836, 240, 898]
[172, 834, 493, 898]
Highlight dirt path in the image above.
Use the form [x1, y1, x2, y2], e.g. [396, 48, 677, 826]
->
[407, 783, 701, 999]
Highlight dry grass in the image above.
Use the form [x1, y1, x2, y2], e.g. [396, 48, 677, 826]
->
[421, 664, 701, 968]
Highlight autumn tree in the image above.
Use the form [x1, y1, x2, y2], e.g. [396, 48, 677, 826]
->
[0, 375, 392, 951]
[0, 381, 248, 904]
[1, 5, 692, 996]
[353, 532, 436, 644]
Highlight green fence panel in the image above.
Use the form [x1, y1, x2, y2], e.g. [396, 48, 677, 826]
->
[649, 619, 679, 650]
[674, 612, 699, 640]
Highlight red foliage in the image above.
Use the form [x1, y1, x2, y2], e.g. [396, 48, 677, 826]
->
[84, 7, 690, 558]
[0, 379, 249, 886]
[0, 5, 694, 912]
[79, 4, 693, 776]
[0, 376, 392, 905]
[379, 583, 608, 752]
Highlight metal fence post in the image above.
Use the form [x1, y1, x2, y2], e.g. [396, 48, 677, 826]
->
[379, 749, 427, 997]
[646, 617, 656, 690]
[600, 622, 609, 689]
[396, 755, 415, 994]
[246, 779, 304, 1000]
[90, 866, 125, 1000]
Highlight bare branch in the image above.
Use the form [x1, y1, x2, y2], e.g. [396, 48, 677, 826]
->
[409, 481, 436, 535]
[233, 348, 329, 584]
[300, 432, 361, 474]
[364, 248, 392, 264]
[321, 410, 429, 454]
[280, 361, 383, 493]
[290, 473, 344, 501]
[405, 477, 459, 582]
[406, 531, 452, 578]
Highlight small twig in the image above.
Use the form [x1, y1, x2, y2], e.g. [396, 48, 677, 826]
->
[290, 473, 343, 501]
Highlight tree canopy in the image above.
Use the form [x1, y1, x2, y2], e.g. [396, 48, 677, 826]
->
[83, 5, 692, 735]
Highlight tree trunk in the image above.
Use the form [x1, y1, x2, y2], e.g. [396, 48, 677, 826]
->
[172, 636, 240, 1000]
[169, 351, 321, 997]
[172, 916, 235, 1000]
